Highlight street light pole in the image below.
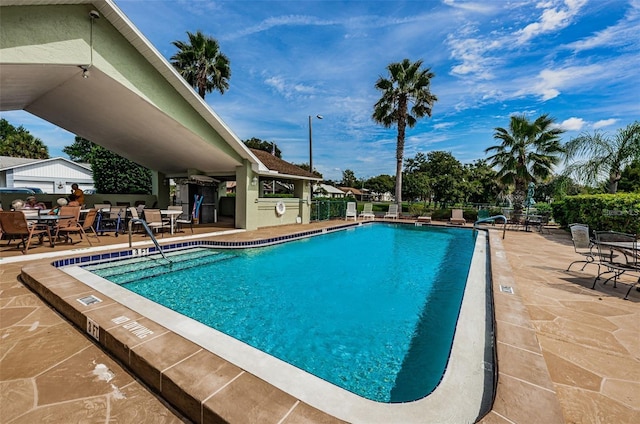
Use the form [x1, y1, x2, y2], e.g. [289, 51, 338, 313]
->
[308, 114, 323, 175]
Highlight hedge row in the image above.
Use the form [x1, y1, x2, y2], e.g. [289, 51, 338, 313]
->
[551, 193, 640, 235]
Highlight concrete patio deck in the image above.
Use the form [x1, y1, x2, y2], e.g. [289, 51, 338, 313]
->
[1, 220, 638, 423]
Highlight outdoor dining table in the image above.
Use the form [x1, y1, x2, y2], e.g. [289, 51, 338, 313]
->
[596, 240, 639, 253]
[35, 215, 74, 223]
[161, 209, 183, 235]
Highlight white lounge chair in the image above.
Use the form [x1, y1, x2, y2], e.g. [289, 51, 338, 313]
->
[359, 203, 375, 220]
[384, 204, 399, 219]
[345, 202, 357, 221]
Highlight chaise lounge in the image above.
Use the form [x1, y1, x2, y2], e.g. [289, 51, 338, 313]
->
[449, 209, 466, 225]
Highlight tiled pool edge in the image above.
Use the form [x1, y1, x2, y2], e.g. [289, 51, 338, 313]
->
[21, 223, 494, 423]
[50, 221, 362, 268]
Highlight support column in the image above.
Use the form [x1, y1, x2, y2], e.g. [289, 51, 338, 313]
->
[235, 161, 258, 230]
[151, 171, 170, 208]
[294, 179, 311, 224]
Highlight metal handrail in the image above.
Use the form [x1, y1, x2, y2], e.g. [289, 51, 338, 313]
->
[474, 215, 508, 239]
[128, 218, 170, 262]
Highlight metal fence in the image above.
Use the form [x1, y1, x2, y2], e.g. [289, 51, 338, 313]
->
[310, 200, 349, 221]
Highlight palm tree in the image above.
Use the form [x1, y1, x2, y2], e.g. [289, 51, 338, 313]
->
[563, 121, 640, 194]
[485, 114, 564, 213]
[171, 30, 231, 99]
[372, 59, 437, 205]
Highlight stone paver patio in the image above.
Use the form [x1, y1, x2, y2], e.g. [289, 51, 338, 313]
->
[1, 220, 638, 423]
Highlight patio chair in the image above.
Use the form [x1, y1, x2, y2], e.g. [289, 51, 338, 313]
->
[592, 231, 639, 300]
[54, 206, 93, 246]
[80, 208, 100, 244]
[0, 211, 52, 253]
[176, 209, 194, 234]
[359, 203, 375, 220]
[566, 224, 601, 274]
[476, 209, 495, 225]
[449, 209, 466, 225]
[143, 209, 169, 237]
[127, 207, 143, 234]
[383, 203, 399, 219]
[345, 202, 357, 221]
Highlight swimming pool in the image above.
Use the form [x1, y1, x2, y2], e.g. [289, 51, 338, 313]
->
[82, 224, 475, 403]
[56, 222, 493, 423]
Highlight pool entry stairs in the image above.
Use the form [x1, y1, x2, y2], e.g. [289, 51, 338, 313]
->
[85, 248, 236, 285]
[128, 218, 170, 262]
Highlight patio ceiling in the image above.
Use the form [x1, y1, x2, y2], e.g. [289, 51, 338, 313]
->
[0, 63, 245, 177]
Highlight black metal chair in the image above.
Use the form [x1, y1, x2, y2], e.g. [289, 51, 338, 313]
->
[593, 231, 639, 300]
[566, 223, 600, 274]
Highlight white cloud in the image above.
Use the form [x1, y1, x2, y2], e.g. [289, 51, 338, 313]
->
[593, 118, 618, 129]
[564, 1, 640, 52]
[434, 122, 455, 130]
[442, 0, 496, 13]
[515, 0, 587, 44]
[446, 23, 507, 81]
[558, 117, 586, 131]
[526, 64, 601, 100]
[263, 75, 318, 99]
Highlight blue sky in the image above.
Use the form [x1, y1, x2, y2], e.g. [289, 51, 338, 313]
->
[2, 0, 639, 181]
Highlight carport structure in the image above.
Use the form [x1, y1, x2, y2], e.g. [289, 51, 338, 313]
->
[0, 0, 317, 230]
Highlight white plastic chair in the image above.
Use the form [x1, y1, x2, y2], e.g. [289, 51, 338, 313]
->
[359, 203, 375, 220]
[345, 202, 357, 221]
[383, 204, 399, 219]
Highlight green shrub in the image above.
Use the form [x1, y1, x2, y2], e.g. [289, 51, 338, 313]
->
[408, 203, 432, 217]
[551, 193, 640, 234]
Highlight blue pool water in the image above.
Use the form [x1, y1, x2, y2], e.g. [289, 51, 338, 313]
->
[84, 224, 476, 402]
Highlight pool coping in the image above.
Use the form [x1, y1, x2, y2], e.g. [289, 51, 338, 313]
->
[17, 222, 549, 423]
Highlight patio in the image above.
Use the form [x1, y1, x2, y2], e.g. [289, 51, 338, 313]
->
[1, 221, 638, 423]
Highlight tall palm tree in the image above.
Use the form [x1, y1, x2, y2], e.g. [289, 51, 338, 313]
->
[171, 30, 231, 99]
[563, 121, 640, 194]
[485, 114, 564, 213]
[372, 59, 437, 205]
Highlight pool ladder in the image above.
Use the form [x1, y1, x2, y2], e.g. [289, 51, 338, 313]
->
[473, 215, 508, 239]
[128, 218, 170, 262]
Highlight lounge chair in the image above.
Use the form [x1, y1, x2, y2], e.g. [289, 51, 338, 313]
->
[449, 209, 466, 225]
[566, 223, 600, 274]
[0, 211, 52, 253]
[359, 203, 375, 220]
[476, 209, 495, 225]
[383, 204, 399, 219]
[345, 202, 357, 221]
[416, 215, 431, 224]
